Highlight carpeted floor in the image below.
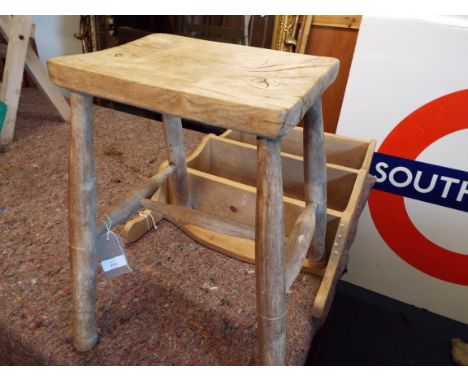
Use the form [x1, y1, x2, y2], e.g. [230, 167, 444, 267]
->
[0, 88, 325, 365]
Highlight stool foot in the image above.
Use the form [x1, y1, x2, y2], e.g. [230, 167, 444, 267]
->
[255, 137, 286, 365]
[69, 92, 98, 352]
[73, 323, 99, 352]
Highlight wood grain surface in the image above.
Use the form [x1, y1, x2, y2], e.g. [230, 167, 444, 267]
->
[48, 33, 339, 138]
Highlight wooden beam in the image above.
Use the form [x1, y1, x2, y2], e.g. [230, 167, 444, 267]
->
[96, 165, 175, 237]
[68, 92, 98, 352]
[0, 16, 33, 144]
[255, 137, 286, 365]
[141, 199, 255, 240]
[304, 100, 327, 263]
[162, 114, 190, 207]
[24, 42, 70, 122]
[285, 203, 316, 291]
[0, 16, 49, 43]
[0, 43, 71, 122]
[0, 15, 70, 141]
[0, 16, 15, 40]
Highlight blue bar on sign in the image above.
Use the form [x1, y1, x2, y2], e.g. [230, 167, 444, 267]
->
[370, 152, 468, 213]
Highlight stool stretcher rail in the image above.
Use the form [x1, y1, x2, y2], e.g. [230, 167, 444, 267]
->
[96, 164, 175, 237]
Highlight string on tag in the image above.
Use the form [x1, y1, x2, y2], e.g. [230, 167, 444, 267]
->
[102, 214, 125, 257]
[139, 209, 157, 231]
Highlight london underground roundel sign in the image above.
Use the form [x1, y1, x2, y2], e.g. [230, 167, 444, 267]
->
[368, 89, 468, 285]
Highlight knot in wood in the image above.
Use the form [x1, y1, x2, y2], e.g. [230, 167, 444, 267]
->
[247, 77, 279, 90]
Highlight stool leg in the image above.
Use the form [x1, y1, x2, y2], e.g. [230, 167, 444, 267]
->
[255, 137, 286, 365]
[303, 99, 327, 263]
[161, 114, 190, 207]
[69, 92, 98, 351]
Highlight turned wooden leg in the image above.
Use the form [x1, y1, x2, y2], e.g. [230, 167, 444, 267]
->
[303, 99, 327, 263]
[162, 114, 190, 207]
[255, 137, 286, 365]
[68, 92, 98, 351]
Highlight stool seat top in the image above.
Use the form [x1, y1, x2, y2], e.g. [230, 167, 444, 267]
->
[48, 34, 339, 138]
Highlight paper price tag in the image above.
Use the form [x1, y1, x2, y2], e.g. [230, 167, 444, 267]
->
[101, 254, 128, 272]
[97, 231, 132, 279]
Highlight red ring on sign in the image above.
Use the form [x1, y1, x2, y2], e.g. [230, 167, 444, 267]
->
[369, 89, 468, 285]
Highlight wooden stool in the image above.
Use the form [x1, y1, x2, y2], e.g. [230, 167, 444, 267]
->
[47, 34, 371, 365]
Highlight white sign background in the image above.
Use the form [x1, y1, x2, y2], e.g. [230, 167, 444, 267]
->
[337, 16, 468, 324]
